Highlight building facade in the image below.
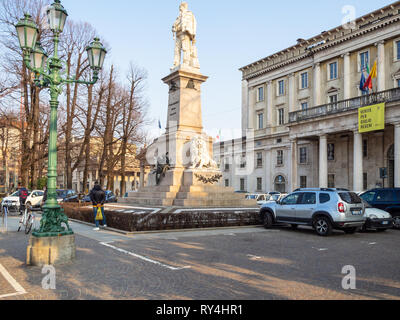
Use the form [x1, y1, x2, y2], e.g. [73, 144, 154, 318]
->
[214, 2, 400, 194]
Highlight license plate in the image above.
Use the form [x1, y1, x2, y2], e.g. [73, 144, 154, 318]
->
[382, 221, 389, 225]
[352, 210, 361, 215]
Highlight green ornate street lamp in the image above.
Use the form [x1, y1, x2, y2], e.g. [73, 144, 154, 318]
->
[16, 0, 107, 238]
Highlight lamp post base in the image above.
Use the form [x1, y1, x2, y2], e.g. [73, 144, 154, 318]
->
[26, 234, 76, 266]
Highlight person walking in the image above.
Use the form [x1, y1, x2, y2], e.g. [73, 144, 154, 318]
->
[16, 183, 29, 216]
[89, 182, 107, 231]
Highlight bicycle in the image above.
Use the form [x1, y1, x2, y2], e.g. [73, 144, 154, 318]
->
[17, 204, 35, 235]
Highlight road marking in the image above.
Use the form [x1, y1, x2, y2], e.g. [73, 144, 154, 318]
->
[0, 264, 26, 299]
[312, 247, 328, 251]
[99, 242, 191, 271]
[247, 254, 261, 260]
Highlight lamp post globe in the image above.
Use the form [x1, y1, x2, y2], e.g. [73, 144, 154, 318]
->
[16, 13, 38, 52]
[30, 41, 48, 71]
[86, 38, 107, 71]
[46, 0, 68, 33]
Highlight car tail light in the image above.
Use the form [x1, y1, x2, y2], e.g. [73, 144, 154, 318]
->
[338, 202, 345, 213]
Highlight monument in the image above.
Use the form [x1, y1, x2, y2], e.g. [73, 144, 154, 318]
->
[125, 2, 256, 208]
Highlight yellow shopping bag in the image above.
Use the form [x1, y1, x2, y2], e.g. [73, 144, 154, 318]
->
[95, 205, 103, 221]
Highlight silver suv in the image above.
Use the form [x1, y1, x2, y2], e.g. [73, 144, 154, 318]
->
[260, 188, 367, 236]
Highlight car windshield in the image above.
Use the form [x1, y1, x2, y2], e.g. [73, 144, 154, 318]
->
[11, 191, 19, 197]
[57, 190, 68, 198]
[361, 199, 372, 208]
[247, 195, 258, 200]
[339, 192, 362, 204]
[271, 195, 280, 201]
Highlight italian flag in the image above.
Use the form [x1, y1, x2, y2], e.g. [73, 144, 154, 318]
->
[363, 60, 377, 91]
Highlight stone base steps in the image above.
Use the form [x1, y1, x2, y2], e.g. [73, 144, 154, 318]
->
[123, 185, 257, 208]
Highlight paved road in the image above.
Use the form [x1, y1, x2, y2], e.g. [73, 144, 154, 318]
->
[0, 216, 399, 300]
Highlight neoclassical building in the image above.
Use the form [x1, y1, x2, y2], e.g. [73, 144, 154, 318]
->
[214, 2, 400, 194]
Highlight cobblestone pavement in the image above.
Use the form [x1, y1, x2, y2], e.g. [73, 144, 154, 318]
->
[0, 216, 399, 300]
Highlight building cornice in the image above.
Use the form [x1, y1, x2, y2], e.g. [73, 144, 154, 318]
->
[241, 2, 400, 81]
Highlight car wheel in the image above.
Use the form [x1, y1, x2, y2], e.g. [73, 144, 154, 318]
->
[359, 224, 367, 232]
[314, 216, 333, 237]
[262, 212, 273, 229]
[393, 217, 400, 230]
[290, 224, 298, 230]
[344, 227, 357, 234]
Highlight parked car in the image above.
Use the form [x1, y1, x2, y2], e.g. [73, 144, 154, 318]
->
[56, 189, 79, 203]
[81, 190, 117, 204]
[25, 190, 44, 209]
[260, 188, 366, 236]
[246, 194, 271, 205]
[1, 191, 21, 211]
[359, 188, 400, 229]
[360, 200, 393, 232]
[268, 193, 288, 203]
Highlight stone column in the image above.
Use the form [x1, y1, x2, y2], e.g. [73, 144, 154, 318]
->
[242, 80, 249, 136]
[265, 149, 272, 191]
[313, 63, 321, 106]
[289, 73, 296, 112]
[395, 124, 400, 188]
[376, 41, 385, 92]
[291, 139, 298, 191]
[267, 81, 273, 127]
[139, 163, 145, 188]
[319, 135, 328, 188]
[248, 87, 255, 130]
[343, 53, 351, 99]
[353, 131, 364, 191]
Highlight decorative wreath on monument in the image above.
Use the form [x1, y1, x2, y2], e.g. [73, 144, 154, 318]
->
[195, 173, 223, 185]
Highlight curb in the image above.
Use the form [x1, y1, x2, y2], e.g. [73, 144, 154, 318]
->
[68, 218, 263, 236]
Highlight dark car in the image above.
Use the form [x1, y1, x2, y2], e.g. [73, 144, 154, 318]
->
[360, 188, 400, 229]
[56, 189, 79, 203]
[81, 190, 117, 204]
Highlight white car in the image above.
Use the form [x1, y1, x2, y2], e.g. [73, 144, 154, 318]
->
[1, 191, 22, 211]
[25, 190, 45, 209]
[360, 200, 393, 232]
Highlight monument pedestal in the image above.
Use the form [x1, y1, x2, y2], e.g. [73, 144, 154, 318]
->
[124, 65, 257, 209]
[26, 235, 76, 266]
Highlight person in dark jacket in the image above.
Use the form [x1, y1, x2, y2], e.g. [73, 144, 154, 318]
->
[90, 182, 107, 231]
[16, 183, 29, 216]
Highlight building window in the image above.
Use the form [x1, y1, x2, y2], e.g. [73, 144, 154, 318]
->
[240, 155, 246, 168]
[277, 150, 284, 166]
[329, 62, 338, 80]
[397, 41, 400, 60]
[258, 87, 264, 102]
[329, 94, 338, 104]
[301, 72, 308, 89]
[299, 147, 307, 164]
[363, 139, 368, 158]
[328, 174, 335, 188]
[363, 173, 368, 191]
[278, 108, 285, 125]
[360, 51, 369, 71]
[397, 79, 400, 88]
[300, 176, 307, 188]
[257, 178, 263, 191]
[258, 113, 264, 130]
[301, 102, 308, 111]
[225, 179, 229, 187]
[278, 80, 285, 96]
[257, 152, 263, 168]
[328, 143, 335, 161]
[240, 178, 245, 192]
[274, 175, 286, 193]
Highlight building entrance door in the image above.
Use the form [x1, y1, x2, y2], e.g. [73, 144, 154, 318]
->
[274, 175, 286, 193]
[388, 145, 394, 188]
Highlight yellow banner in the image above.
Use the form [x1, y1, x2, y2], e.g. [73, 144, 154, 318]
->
[359, 103, 385, 133]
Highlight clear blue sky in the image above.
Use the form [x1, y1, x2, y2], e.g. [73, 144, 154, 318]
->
[64, 0, 393, 141]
